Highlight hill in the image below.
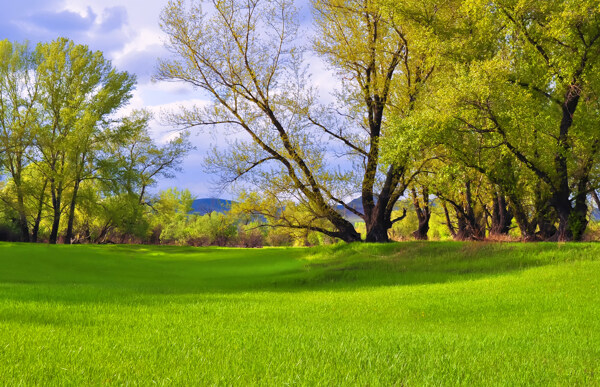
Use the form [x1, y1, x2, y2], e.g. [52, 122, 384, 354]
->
[190, 198, 234, 214]
[191, 197, 366, 223]
[335, 197, 364, 223]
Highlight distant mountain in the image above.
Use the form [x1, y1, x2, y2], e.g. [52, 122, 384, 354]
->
[189, 196, 401, 224]
[336, 197, 364, 223]
[191, 198, 235, 215]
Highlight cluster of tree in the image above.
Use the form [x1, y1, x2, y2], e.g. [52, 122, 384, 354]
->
[151, 188, 333, 247]
[159, 0, 600, 242]
[0, 39, 191, 243]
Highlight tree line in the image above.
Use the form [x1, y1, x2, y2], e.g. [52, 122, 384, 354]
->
[0, 39, 190, 243]
[158, 0, 600, 242]
[2, 0, 599, 245]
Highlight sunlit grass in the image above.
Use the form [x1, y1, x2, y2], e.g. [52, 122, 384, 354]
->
[1, 242, 599, 384]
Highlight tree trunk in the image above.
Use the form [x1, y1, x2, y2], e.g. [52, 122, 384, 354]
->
[49, 179, 62, 244]
[552, 85, 581, 241]
[454, 208, 469, 241]
[554, 198, 572, 242]
[11, 171, 30, 242]
[447, 182, 484, 240]
[441, 200, 456, 238]
[508, 196, 537, 241]
[64, 180, 81, 244]
[463, 181, 485, 239]
[95, 221, 112, 243]
[489, 192, 512, 236]
[330, 212, 362, 242]
[363, 164, 408, 243]
[365, 197, 392, 242]
[16, 192, 30, 242]
[569, 178, 589, 241]
[365, 223, 390, 242]
[411, 187, 431, 240]
[31, 180, 48, 243]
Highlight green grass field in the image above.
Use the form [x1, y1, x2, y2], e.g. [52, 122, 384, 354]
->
[1, 242, 599, 385]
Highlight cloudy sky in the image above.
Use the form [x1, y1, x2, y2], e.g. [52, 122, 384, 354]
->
[1, 0, 331, 199]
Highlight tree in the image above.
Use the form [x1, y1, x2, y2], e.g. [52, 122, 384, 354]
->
[158, 0, 448, 242]
[410, 185, 431, 240]
[0, 40, 39, 241]
[158, 0, 362, 242]
[310, 0, 444, 241]
[34, 38, 136, 244]
[103, 110, 192, 205]
[437, 0, 600, 241]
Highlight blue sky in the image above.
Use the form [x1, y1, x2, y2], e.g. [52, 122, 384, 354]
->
[1, 0, 335, 199]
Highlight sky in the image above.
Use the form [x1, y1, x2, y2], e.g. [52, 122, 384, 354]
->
[0, 0, 334, 199]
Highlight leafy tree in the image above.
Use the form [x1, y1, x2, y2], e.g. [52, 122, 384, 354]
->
[157, 0, 449, 242]
[157, 0, 363, 242]
[0, 40, 39, 241]
[151, 187, 195, 244]
[437, 0, 600, 241]
[35, 38, 136, 244]
[103, 110, 192, 205]
[309, 0, 444, 241]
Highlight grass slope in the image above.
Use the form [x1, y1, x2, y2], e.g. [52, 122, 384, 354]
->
[0, 242, 599, 385]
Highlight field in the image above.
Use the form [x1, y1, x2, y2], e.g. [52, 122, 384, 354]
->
[1, 242, 599, 385]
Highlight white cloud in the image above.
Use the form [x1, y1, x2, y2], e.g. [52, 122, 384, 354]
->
[4, 0, 344, 198]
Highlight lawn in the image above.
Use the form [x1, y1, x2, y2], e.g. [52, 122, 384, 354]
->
[0, 242, 599, 385]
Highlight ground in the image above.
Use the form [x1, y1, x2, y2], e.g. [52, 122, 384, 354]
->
[0, 242, 599, 384]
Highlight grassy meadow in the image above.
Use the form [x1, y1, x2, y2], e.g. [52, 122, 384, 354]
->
[0, 242, 599, 385]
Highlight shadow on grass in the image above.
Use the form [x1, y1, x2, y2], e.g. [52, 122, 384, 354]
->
[0, 241, 598, 307]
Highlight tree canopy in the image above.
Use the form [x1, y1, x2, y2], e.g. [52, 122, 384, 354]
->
[2, 0, 600, 244]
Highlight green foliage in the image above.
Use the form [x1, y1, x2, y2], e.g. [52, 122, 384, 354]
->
[388, 199, 453, 241]
[2, 1, 600, 244]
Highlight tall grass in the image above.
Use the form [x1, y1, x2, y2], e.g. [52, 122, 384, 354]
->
[1, 242, 598, 385]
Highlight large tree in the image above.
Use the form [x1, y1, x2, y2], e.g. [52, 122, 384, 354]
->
[158, 0, 446, 242]
[88, 110, 191, 242]
[438, 0, 600, 241]
[0, 41, 39, 241]
[35, 38, 135, 244]
[310, 0, 441, 241]
[158, 0, 362, 242]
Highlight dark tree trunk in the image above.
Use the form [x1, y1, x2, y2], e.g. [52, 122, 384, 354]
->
[16, 193, 30, 242]
[364, 164, 406, 243]
[535, 205, 556, 241]
[49, 179, 62, 245]
[365, 220, 391, 242]
[31, 180, 48, 243]
[49, 207, 61, 244]
[554, 200, 572, 241]
[464, 181, 485, 239]
[12, 172, 30, 242]
[569, 178, 589, 241]
[454, 208, 469, 241]
[411, 187, 431, 240]
[441, 200, 456, 238]
[447, 182, 485, 240]
[552, 85, 581, 241]
[64, 180, 81, 244]
[533, 181, 557, 240]
[489, 192, 513, 236]
[95, 221, 113, 244]
[508, 196, 537, 241]
[334, 218, 362, 243]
